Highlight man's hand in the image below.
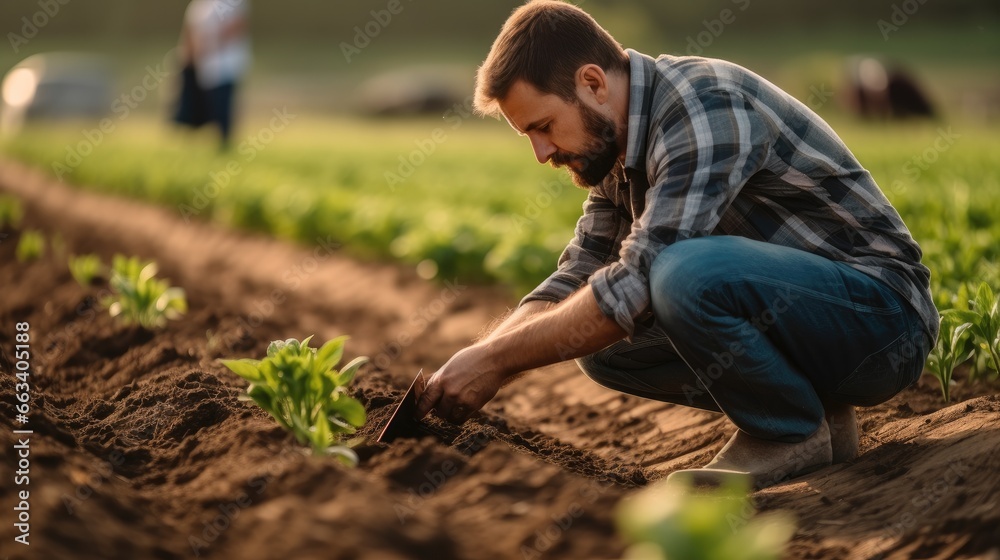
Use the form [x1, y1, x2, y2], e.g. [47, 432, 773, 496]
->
[413, 286, 626, 424]
[415, 345, 507, 423]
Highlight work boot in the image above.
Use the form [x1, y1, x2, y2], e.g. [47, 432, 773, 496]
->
[667, 419, 833, 490]
[824, 401, 859, 463]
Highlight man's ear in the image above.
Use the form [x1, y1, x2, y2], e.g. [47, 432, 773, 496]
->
[575, 64, 609, 104]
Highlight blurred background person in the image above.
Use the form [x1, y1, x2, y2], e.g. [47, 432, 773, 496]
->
[173, 0, 251, 149]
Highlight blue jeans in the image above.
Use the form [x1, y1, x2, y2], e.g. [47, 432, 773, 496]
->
[576, 236, 932, 443]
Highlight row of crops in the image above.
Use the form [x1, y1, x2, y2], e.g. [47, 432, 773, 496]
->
[2, 115, 998, 397]
[2, 116, 585, 294]
[4, 117, 998, 302]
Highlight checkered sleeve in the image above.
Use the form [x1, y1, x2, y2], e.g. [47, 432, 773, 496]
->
[519, 189, 624, 307]
[589, 89, 774, 334]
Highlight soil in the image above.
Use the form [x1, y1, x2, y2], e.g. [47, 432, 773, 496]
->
[1, 159, 998, 560]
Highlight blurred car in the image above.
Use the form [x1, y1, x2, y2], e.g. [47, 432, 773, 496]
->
[353, 64, 472, 117]
[842, 56, 936, 120]
[1, 52, 113, 134]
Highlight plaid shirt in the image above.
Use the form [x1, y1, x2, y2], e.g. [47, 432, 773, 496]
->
[521, 49, 939, 343]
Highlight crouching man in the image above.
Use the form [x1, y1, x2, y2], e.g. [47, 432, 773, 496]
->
[416, 0, 937, 489]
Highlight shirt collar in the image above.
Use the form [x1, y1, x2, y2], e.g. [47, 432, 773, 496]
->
[623, 48, 658, 173]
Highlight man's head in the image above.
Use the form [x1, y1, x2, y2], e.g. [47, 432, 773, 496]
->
[474, 0, 630, 188]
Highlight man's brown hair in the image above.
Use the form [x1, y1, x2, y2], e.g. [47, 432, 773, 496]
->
[474, 0, 629, 118]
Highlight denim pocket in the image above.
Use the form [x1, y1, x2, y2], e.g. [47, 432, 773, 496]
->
[832, 327, 930, 406]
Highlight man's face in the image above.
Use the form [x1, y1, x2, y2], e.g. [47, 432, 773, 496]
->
[499, 80, 620, 188]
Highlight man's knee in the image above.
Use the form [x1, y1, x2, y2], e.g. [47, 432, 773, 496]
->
[650, 237, 747, 327]
[651, 237, 751, 288]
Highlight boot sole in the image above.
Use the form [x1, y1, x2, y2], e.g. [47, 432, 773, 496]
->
[668, 460, 831, 491]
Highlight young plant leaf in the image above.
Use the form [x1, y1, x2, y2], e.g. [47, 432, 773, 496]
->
[220, 358, 264, 382]
[104, 255, 186, 328]
[68, 254, 104, 287]
[926, 311, 975, 402]
[325, 445, 360, 468]
[337, 356, 368, 386]
[315, 336, 348, 372]
[328, 395, 367, 427]
[222, 336, 369, 461]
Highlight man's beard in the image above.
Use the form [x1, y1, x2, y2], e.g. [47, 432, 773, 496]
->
[550, 102, 621, 188]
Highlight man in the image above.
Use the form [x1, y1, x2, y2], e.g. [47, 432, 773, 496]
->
[415, 0, 938, 489]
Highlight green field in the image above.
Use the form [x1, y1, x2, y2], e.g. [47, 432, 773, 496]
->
[2, 114, 997, 311]
[1, 115, 584, 292]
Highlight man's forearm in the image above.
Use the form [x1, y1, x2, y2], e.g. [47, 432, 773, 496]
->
[479, 299, 557, 342]
[482, 286, 626, 376]
[415, 288, 626, 421]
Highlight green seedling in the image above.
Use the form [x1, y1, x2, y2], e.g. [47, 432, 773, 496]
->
[969, 350, 992, 383]
[951, 283, 1000, 380]
[0, 195, 23, 229]
[221, 336, 368, 465]
[104, 255, 187, 328]
[15, 230, 44, 262]
[69, 254, 105, 287]
[926, 310, 975, 403]
[616, 473, 795, 560]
